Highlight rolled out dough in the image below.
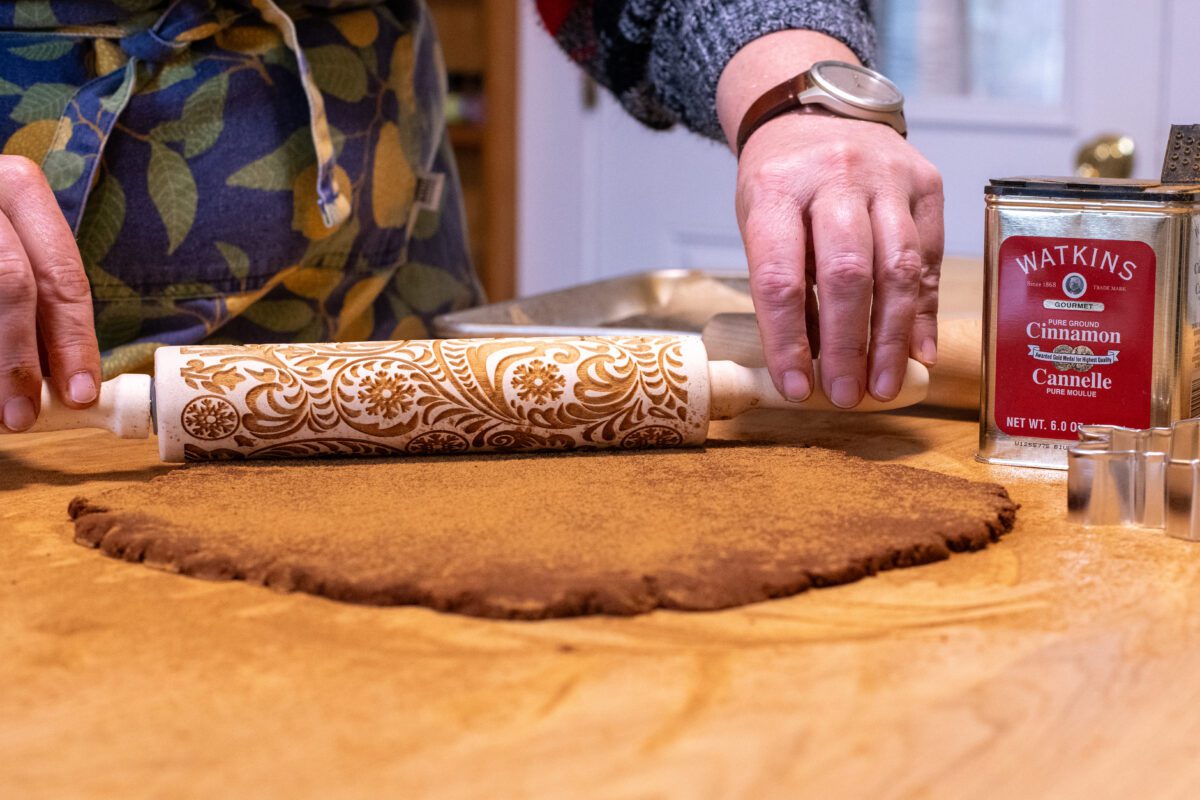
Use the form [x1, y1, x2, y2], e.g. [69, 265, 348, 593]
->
[69, 444, 1017, 619]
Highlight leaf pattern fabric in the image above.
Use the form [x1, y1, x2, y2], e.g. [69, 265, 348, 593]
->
[0, 0, 482, 377]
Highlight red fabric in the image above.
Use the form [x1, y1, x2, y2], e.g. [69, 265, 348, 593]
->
[536, 0, 574, 34]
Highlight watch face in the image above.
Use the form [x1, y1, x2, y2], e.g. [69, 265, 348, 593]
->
[810, 61, 904, 111]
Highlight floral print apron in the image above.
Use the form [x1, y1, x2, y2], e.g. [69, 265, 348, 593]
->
[0, 0, 482, 376]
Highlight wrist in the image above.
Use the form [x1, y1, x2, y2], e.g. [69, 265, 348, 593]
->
[716, 30, 859, 150]
[740, 110, 879, 152]
[739, 105, 841, 151]
[731, 61, 907, 156]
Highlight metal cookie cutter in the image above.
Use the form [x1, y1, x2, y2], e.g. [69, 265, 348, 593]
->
[1067, 420, 1200, 541]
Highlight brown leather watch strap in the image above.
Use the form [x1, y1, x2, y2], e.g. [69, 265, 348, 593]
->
[736, 73, 813, 157]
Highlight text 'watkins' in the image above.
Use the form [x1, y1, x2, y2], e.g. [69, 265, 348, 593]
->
[1014, 244, 1138, 280]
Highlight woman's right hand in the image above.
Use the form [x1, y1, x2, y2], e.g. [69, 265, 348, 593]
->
[0, 155, 100, 432]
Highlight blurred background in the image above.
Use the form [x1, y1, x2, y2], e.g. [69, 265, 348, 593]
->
[430, 0, 1200, 301]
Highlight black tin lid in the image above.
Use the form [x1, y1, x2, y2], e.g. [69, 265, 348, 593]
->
[986, 175, 1200, 203]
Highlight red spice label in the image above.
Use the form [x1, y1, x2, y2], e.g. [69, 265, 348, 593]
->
[995, 236, 1156, 440]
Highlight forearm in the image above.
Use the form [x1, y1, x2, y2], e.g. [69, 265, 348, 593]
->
[716, 30, 861, 152]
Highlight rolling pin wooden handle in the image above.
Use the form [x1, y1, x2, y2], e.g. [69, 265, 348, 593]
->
[25, 374, 153, 439]
[707, 359, 929, 419]
[925, 317, 983, 410]
[702, 313, 982, 411]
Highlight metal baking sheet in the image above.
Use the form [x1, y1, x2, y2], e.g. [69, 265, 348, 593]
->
[433, 269, 753, 338]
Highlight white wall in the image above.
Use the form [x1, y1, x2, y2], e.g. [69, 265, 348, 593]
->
[515, 3, 590, 296]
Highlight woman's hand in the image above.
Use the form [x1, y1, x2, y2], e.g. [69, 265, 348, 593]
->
[0, 155, 100, 432]
[734, 111, 943, 406]
[717, 31, 944, 407]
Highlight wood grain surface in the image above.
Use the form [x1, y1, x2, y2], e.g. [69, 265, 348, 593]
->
[4, 260, 1200, 798]
[4, 409, 1200, 798]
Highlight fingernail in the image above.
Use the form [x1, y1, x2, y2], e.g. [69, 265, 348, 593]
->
[921, 338, 938, 366]
[872, 368, 900, 400]
[68, 372, 97, 405]
[782, 369, 811, 402]
[3, 396, 36, 432]
[830, 377, 861, 409]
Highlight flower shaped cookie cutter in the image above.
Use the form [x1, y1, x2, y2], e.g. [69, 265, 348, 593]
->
[1067, 419, 1200, 541]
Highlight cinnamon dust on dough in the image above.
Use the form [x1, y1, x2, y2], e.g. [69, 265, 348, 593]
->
[69, 444, 1017, 619]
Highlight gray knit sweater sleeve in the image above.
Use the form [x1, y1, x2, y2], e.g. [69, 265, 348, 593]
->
[540, 0, 878, 142]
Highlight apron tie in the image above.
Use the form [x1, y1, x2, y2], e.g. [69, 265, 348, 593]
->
[119, 11, 190, 64]
[250, 0, 351, 228]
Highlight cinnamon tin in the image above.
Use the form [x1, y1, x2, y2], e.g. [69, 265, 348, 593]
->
[980, 174, 1200, 469]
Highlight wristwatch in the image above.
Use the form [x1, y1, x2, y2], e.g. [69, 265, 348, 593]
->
[736, 60, 907, 156]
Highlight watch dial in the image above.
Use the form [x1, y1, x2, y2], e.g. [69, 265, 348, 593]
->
[813, 62, 903, 109]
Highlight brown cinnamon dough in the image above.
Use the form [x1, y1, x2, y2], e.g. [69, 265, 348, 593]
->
[68, 444, 1017, 619]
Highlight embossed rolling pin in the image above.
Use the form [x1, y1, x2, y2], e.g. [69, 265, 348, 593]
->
[22, 336, 927, 463]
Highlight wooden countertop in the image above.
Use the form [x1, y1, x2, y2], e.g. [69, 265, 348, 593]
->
[5, 260, 1200, 797]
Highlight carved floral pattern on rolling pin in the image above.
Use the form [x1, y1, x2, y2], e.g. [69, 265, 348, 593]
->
[619, 425, 684, 448]
[170, 337, 702, 461]
[510, 360, 567, 404]
[355, 372, 418, 419]
[181, 397, 241, 440]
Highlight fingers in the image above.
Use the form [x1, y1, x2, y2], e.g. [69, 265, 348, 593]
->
[0, 156, 99, 419]
[0, 210, 41, 431]
[867, 195, 922, 400]
[805, 279, 820, 359]
[734, 116, 944, 408]
[910, 182, 944, 365]
[741, 197, 813, 401]
[812, 198, 873, 408]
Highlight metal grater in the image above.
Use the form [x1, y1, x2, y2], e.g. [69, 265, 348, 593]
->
[1161, 124, 1200, 183]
